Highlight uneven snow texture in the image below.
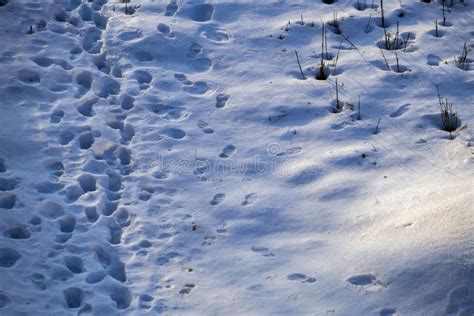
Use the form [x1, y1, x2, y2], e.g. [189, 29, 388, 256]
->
[0, 0, 473, 315]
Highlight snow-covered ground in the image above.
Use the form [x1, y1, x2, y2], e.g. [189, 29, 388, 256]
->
[0, 0, 473, 314]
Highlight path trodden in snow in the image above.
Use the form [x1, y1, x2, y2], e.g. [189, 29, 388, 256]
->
[0, 0, 473, 314]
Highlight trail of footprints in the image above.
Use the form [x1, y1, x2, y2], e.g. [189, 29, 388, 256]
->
[13, 0, 235, 313]
[0, 0, 136, 312]
[0, 0, 293, 313]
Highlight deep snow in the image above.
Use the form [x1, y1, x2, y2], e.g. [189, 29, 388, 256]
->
[0, 0, 473, 315]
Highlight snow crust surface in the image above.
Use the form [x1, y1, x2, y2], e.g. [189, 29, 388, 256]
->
[0, 0, 473, 314]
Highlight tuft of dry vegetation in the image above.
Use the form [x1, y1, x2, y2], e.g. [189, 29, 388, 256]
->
[455, 42, 470, 71]
[436, 86, 458, 139]
[316, 23, 330, 80]
[382, 22, 404, 50]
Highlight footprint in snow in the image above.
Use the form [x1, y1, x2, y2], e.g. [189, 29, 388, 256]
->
[187, 58, 212, 73]
[179, 283, 195, 295]
[164, 0, 178, 16]
[157, 23, 174, 38]
[187, 3, 214, 22]
[346, 273, 385, 291]
[161, 128, 186, 140]
[210, 193, 225, 206]
[216, 222, 227, 235]
[202, 29, 230, 43]
[0, 248, 22, 268]
[389, 104, 411, 118]
[219, 145, 236, 158]
[50, 109, 65, 123]
[379, 308, 398, 316]
[197, 120, 214, 134]
[215, 93, 229, 108]
[139, 294, 154, 309]
[346, 274, 376, 286]
[251, 246, 275, 258]
[17, 68, 41, 84]
[174, 73, 193, 85]
[187, 43, 202, 59]
[287, 273, 316, 283]
[202, 235, 216, 246]
[0, 177, 20, 191]
[427, 54, 441, 66]
[0, 193, 16, 209]
[130, 69, 152, 89]
[4, 224, 31, 239]
[276, 146, 302, 157]
[183, 81, 214, 95]
[241, 193, 257, 206]
[117, 29, 142, 41]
